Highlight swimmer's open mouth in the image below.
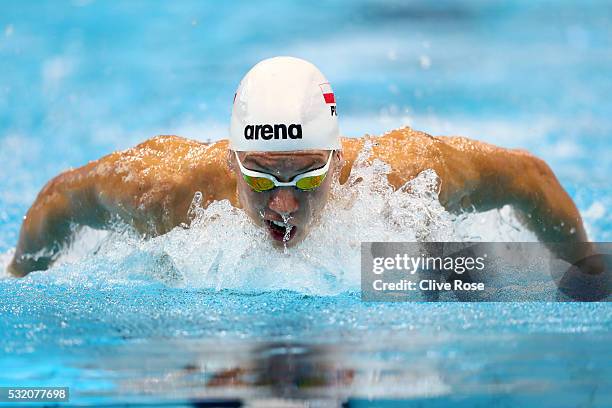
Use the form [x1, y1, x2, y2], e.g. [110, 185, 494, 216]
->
[265, 220, 297, 242]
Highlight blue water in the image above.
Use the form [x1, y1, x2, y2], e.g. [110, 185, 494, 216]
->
[1, 1, 611, 406]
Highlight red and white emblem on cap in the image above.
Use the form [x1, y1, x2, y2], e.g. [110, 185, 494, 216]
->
[319, 83, 335, 104]
[319, 83, 337, 116]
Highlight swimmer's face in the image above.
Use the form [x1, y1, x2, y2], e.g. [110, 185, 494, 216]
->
[230, 149, 343, 247]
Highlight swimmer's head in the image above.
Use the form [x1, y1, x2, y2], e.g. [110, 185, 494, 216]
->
[228, 57, 343, 247]
[229, 56, 340, 152]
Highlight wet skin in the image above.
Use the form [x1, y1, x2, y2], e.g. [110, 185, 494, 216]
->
[8, 127, 589, 276]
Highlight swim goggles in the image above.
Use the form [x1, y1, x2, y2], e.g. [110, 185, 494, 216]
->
[234, 151, 334, 192]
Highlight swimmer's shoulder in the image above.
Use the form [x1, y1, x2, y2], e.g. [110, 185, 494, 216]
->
[340, 126, 439, 155]
[342, 126, 525, 166]
[85, 135, 234, 228]
[340, 127, 506, 189]
[92, 135, 229, 174]
[129, 134, 227, 162]
[339, 127, 443, 183]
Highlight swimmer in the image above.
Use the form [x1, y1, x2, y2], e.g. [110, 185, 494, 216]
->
[8, 56, 589, 277]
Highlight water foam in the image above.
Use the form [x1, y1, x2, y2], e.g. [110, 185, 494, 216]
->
[2, 142, 536, 293]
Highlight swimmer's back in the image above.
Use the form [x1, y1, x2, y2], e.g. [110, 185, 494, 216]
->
[86, 128, 532, 229]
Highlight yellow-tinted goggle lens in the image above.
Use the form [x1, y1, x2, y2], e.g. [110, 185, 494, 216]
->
[295, 173, 326, 191]
[243, 175, 275, 192]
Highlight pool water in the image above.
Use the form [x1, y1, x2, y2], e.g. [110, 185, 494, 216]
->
[0, 0, 611, 406]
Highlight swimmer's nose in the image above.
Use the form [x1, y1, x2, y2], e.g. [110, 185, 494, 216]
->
[268, 188, 299, 215]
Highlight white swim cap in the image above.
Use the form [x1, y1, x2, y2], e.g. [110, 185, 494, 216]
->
[229, 56, 340, 152]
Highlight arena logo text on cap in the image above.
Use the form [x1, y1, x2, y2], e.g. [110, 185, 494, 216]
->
[244, 124, 302, 141]
[229, 56, 340, 152]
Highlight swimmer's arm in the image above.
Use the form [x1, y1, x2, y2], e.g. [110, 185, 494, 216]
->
[8, 136, 231, 277]
[7, 164, 109, 277]
[434, 136, 588, 250]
